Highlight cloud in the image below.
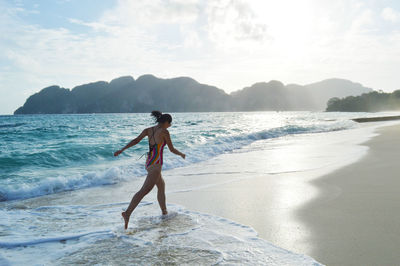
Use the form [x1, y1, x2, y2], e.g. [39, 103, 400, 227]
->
[101, 0, 200, 26]
[350, 9, 375, 32]
[381, 7, 399, 23]
[68, 18, 117, 32]
[1, 0, 400, 114]
[205, 0, 269, 46]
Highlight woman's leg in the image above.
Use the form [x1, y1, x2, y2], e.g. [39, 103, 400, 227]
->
[156, 174, 167, 215]
[122, 166, 161, 229]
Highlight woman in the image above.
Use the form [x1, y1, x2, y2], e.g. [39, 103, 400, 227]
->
[114, 111, 185, 229]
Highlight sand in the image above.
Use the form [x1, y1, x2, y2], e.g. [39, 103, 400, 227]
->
[297, 124, 400, 265]
[168, 124, 400, 266]
[352, 115, 400, 123]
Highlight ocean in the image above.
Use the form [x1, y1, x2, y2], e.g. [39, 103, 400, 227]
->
[0, 111, 390, 265]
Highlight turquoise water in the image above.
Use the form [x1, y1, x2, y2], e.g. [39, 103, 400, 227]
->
[0, 112, 367, 201]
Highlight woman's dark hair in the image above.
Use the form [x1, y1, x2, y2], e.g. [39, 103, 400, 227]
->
[151, 110, 172, 124]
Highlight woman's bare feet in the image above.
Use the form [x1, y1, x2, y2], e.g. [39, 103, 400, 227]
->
[162, 210, 168, 216]
[122, 211, 130, 230]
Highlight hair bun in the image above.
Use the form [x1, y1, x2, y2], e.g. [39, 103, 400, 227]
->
[150, 111, 172, 124]
[151, 110, 162, 120]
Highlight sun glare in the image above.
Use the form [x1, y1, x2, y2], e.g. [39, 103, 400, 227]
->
[251, 0, 315, 56]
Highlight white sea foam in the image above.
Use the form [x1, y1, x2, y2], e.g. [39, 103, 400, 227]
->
[0, 202, 322, 265]
[0, 167, 124, 201]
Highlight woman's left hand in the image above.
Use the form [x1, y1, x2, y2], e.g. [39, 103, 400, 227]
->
[114, 150, 123, 157]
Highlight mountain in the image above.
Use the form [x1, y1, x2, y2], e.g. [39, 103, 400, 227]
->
[14, 75, 372, 114]
[303, 78, 374, 110]
[326, 90, 400, 112]
[14, 75, 231, 114]
[231, 80, 290, 111]
[230, 78, 372, 111]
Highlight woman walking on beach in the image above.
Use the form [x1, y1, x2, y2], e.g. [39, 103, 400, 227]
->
[114, 111, 186, 229]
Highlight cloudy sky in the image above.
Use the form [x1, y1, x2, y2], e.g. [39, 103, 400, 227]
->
[1, 0, 400, 114]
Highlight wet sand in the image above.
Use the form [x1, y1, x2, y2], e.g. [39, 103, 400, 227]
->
[166, 125, 377, 262]
[297, 124, 400, 265]
[168, 123, 400, 266]
[352, 115, 400, 123]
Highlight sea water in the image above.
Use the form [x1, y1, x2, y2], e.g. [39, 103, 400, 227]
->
[0, 111, 394, 265]
[0, 112, 372, 201]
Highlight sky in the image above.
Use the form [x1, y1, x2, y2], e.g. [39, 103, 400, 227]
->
[1, 0, 400, 114]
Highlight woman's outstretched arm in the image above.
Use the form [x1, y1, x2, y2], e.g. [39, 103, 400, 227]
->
[164, 130, 185, 159]
[114, 129, 147, 156]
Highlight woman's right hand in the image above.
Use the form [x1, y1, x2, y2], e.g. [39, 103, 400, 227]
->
[114, 150, 123, 157]
[180, 153, 186, 159]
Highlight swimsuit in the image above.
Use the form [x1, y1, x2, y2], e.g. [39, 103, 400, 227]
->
[146, 127, 166, 169]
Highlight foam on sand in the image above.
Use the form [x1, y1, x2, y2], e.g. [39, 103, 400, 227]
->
[0, 202, 322, 265]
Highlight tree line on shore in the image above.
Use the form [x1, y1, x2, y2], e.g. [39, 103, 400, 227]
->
[326, 90, 400, 112]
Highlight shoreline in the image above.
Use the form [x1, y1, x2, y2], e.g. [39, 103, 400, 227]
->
[166, 121, 400, 265]
[297, 124, 400, 265]
[352, 115, 400, 123]
[2, 119, 398, 264]
[166, 123, 383, 254]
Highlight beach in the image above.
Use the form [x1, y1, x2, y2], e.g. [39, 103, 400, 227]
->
[298, 124, 400, 265]
[168, 123, 400, 265]
[1, 113, 399, 265]
[2, 112, 337, 265]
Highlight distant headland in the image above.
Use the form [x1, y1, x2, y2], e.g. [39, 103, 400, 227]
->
[14, 75, 373, 114]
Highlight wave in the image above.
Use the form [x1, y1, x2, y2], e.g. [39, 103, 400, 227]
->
[0, 122, 26, 129]
[0, 230, 113, 248]
[0, 121, 354, 201]
[0, 167, 123, 201]
[0, 145, 116, 172]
